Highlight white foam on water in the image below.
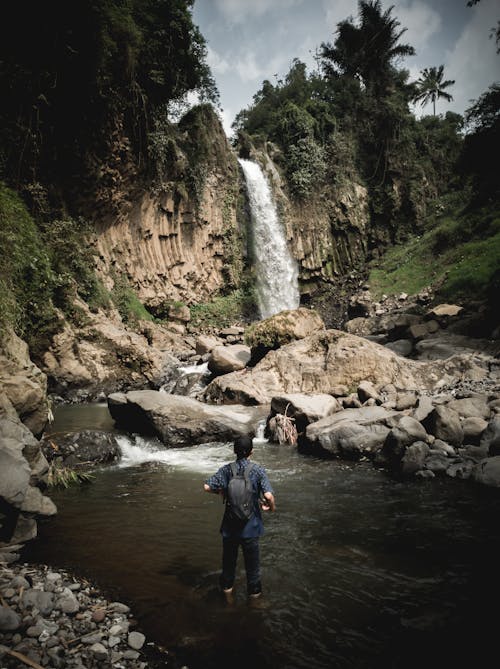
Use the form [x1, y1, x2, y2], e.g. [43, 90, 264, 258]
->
[178, 361, 210, 376]
[116, 435, 232, 472]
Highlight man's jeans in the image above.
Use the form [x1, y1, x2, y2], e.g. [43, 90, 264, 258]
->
[220, 536, 262, 595]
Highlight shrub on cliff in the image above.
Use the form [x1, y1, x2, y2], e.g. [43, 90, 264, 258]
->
[0, 182, 60, 354]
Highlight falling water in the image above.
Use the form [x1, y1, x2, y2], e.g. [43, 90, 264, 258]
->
[238, 158, 300, 318]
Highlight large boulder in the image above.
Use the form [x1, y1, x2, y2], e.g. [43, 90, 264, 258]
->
[472, 456, 500, 487]
[208, 344, 251, 376]
[266, 393, 341, 437]
[0, 329, 48, 437]
[0, 393, 56, 544]
[41, 431, 121, 469]
[422, 405, 464, 447]
[244, 308, 325, 364]
[107, 390, 268, 447]
[303, 406, 399, 458]
[480, 415, 500, 456]
[203, 329, 488, 406]
[377, 416, 429, 470]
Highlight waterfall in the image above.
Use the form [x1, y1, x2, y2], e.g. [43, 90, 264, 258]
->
[238, 158, 300, 319]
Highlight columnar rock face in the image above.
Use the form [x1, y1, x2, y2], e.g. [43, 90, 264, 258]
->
[251, 149, 370, 291]
[94, 164, 241, 309]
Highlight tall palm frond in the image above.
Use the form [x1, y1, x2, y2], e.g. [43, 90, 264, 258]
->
[413, 65, 455, 115]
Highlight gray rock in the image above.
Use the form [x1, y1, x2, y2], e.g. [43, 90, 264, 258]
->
[128, 631, 145, 650]
[108, 391, 268, 447]
[109, 622, 128, 636]
[384, 339, 413, 357]
[395, 391, 418, 411]
[480, 415, 500, 456]
[432, 439, 456, 456]
[424, 453, 450, 474]
[447, 395, 491, 420]
[0, 606, 20, 631]
[208, 344, 251, 376]
[304, 406, 399, 457]
[267, 393, 341, 436]
[412, 395, 434, 423]
[21, 589, 54, 615]
[357, 380, 381, 404]
[446, 460, 474, 479]
[422, 405, 463, 447]
[472, 456, 500, 487]
[89, 642, 108, 660]
[123, 649, 140, 660]
[108, 602, 130, 614]
[378, 416, 429, 469]
[401, 441, 430, 475]
[55, 587, 79, 614]
[463, 416, 488, 445]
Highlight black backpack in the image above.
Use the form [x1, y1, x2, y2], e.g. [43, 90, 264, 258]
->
[225, 462, 255, 524]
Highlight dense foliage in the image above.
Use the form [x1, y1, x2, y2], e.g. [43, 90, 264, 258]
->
[0, 0, 222, 356]
[0, 0, 217, 202]
[233, 0, 497, 239]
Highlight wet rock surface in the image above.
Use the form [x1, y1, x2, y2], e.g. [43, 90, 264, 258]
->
[0, 563, 169, 669]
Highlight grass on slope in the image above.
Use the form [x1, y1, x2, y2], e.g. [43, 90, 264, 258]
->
[369, 201, 500, 303]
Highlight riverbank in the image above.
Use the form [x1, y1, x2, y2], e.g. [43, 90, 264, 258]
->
[0, 561, 172, 669]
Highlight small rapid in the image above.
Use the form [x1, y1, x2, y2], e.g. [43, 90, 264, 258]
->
[238, 158, 300, 318]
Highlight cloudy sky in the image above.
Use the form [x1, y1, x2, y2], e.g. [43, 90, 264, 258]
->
[192, 0, 499, 135]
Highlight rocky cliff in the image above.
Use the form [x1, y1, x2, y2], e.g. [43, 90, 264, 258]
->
[92, 107, 244, 312]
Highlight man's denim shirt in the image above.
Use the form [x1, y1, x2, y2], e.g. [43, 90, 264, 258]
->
[205, 457, 273, 538]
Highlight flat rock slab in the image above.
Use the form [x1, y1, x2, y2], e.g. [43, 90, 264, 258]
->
[108, 390, 268, 447]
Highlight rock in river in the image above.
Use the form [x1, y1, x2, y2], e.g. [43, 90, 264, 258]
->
[107, 390, 268, 446]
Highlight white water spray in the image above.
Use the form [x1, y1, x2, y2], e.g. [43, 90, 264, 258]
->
[238, 158, 300, 318]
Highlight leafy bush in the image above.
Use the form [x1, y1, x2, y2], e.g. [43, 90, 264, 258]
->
[286, 137, 326, 199]
[42, 217, 111, 315]
[0, 182, 59, 352]
[190, 288, 256, 329]
[110, 273, 153, 324]
[369, 202, 500, 303]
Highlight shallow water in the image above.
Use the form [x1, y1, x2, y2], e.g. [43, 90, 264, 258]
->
[29, 403, 500, 669]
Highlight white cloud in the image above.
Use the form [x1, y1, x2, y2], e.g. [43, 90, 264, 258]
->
[216, 107, 235, 138]
[440, 0, 499, 115]
[206, 45, 231, 75]
[235, 52, 265, 82]
[323, 0, 359, 33]
[234, 50, 291, 83]
[214, 0, 304, 24]
[396, 1, 441, 53]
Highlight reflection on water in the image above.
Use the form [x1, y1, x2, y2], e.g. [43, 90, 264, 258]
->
[28, 404, 500, 669]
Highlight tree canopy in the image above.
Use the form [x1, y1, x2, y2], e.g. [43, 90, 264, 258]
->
[0, 0, 218, 193]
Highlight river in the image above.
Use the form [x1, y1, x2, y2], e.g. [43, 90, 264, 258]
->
[27, 403, 500, 669]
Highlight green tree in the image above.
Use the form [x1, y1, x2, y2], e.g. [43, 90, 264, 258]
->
[320, 0, 415, 97]
[413, 65, 455, 115]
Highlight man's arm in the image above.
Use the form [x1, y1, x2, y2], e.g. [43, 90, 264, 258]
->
[261, 491, 276, 512]
[204, 483, 222, 494]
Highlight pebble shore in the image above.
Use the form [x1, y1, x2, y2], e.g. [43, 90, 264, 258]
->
[0, 562, 171, 669]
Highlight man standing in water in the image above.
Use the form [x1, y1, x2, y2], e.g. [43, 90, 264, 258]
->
[204, 435, 275, 601]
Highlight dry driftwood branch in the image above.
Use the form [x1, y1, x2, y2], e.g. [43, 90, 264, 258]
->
[4, 648, 45, 669]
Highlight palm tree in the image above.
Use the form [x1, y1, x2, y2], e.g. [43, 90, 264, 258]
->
[320, 0, 415, 96]
[413, 65, 455, 115]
